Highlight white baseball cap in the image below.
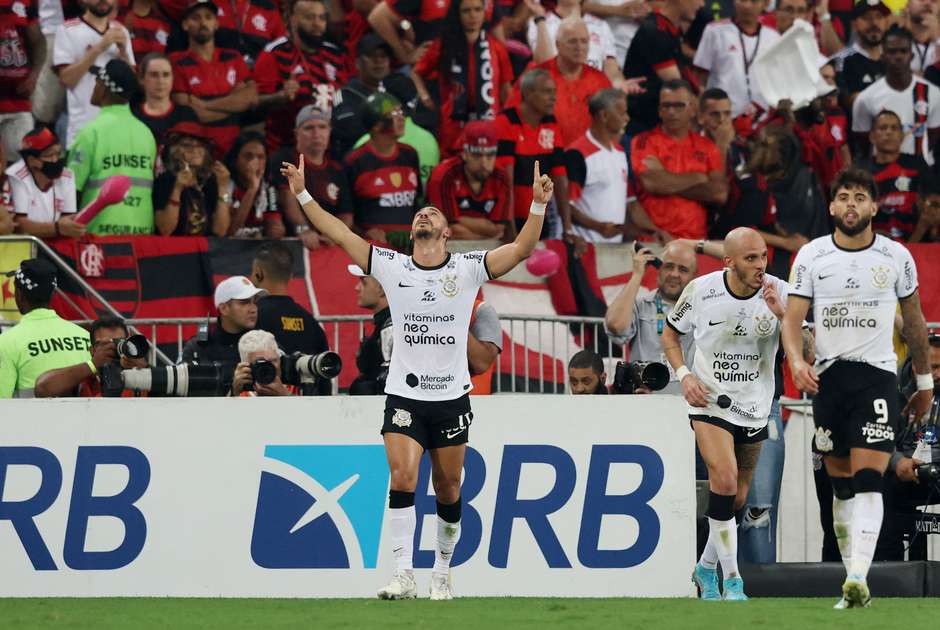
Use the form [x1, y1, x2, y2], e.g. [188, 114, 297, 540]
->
[347, 264, 368, 277]
[214, 275, 267, 307]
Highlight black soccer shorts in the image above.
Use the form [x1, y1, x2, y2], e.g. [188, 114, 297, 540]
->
[382, 394, 473, 450]
[689, 415, 768, 444]
[812, 361, 900, 458]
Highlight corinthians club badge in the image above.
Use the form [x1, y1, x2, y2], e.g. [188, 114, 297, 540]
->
[441, 273, 459, 298]
[754, 313, 774, 337]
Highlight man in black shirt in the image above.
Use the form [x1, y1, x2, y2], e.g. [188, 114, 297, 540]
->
[332, 34, 394, 158]
[837, 0, 889, 110]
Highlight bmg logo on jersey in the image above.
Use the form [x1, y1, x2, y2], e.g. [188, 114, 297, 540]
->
[250, 445, 390, 569]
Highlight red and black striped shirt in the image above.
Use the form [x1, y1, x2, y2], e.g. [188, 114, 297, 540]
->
[495, 106, 565, 220]
[345, 142, 421, 232]
[427, 155, 512, 223]
[118, 1, 171, 57]
[253, 37, 347, 151]
[211, 0, 285, 65]
[860, 154, 928, 242]
[0, 0, 37, 113]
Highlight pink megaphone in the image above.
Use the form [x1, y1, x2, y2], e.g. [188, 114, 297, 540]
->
[75, 175, 132, 225]
[525, 247, 561, 277]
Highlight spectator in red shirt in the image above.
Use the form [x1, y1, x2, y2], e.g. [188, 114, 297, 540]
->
[131, 52, 199, 157]
[412, 0, 513, 156]
[170, 0, 257, 158]
[631, 79, 727, 240]
[819, 60, 851, 169]
[254, 0, 347, 151]
[427, 120, 513, 240]
[225, 130, 285, 239]
[212, 0, 286, 66]
[0, 0, 43, 161]
[118, 0, 172, 57]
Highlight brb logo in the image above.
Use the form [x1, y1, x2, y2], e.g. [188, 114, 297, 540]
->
[0, 446, 150, 571]
[251, 444, 664, 570]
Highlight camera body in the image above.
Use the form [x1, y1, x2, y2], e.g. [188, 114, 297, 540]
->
[247, 351, 342, 393]
[100, 334, 151, 396]
[612, 360, 670, 394]
[915, 462, 940, 485]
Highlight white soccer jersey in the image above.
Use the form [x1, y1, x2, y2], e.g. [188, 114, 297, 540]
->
[852, 76, 940, 163]
[53, 18, 136, 147]
[5, 159, 77, 221]
[527, 13, 617, 71]
[667, 270, 787, 428]
[789, 234, 917, 375]
[693, 20, 781, 117]
[369, 246, 491, 401]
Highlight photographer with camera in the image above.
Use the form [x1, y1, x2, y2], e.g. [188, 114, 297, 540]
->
[230, 330, 297, 397]
[35, 317, 149, 397]
[604, 241, 697, 394]
[348, 264, 392, 396]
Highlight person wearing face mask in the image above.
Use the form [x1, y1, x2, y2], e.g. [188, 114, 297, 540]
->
[6, 126, 84, 239]
[254, 0, 347, 152]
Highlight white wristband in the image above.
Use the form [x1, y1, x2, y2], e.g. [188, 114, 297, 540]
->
[529, 201, 546, 216]
[296, 190, 313, 206]
[916, 373, 934, 391]
[675, 366, 691, 382]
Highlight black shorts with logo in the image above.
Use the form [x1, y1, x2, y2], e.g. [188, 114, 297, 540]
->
[812, 361, 900, 457]
[690, 415, 768, 445]
[382, 394, 473, 450]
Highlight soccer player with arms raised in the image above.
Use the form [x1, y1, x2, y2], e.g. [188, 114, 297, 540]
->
[280, 155, 553, 601]
[782, 169, 932, 609]
[662, 227, 788, 602]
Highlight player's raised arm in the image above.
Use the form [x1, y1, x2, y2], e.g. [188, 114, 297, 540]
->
[781, 295, 818, 395]
[485, 161, 551, 279]
[280, 155, 371, 270]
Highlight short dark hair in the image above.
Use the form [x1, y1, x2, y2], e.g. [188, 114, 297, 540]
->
[588, 88, 626, 117]
[90, 317, 129, 341]
[699, 87, 730, 108]
[830, 168, 878, 200]
[884, 24, 914, 47]
[660, 79, 693, 96]
[138, 52, 171, 77]
[568, 349, 604, 374]
[254, 242, 294, 284]
[871, 109, 902, 127]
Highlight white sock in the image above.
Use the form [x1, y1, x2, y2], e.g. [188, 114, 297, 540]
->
[699, 536, 718, 570]
[388, 506, 416, 572]
[433, 517, 461, 575]
[708, 517, 739, 579]
[832, 496, 855, 575]
[848, 492, 883, 579]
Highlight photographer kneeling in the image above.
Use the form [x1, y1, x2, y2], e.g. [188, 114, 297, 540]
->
[35, 317, 149, 398]
[230, 330, 297, 397]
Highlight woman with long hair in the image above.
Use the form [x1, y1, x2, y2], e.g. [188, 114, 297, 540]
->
[224, 131, 285, 239]
[412, 0, 514, 155]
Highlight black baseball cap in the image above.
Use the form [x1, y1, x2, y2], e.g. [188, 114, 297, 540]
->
[852, 0, 891, 19]
[90, 59, 141, 98]
[357, 33, 392, 58]
[182, 0, 218, 18]
[4, 258, 58, 301]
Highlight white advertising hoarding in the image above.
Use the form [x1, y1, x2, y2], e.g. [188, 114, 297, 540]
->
[0, 395, 694, 597]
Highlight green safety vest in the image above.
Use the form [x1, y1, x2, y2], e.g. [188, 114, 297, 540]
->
[68, 103, 157, 236]
[0, 309, 91, 398]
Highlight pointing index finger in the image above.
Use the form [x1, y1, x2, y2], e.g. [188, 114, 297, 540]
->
[534, 160, 540, 182]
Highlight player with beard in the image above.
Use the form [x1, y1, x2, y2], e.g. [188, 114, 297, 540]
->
[782, 168, 932, 609]
[662, 227, 788, 601]
[281, 155, 554, 600]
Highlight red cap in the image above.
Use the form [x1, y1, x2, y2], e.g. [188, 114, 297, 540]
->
[166, 121, 215, 147]
[21, 128, 58, 154]
[462, 120, 498, 154]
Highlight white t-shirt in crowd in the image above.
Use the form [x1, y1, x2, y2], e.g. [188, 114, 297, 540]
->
[789, 234, 918, 375]
[667, 269, 788, 428]
[368, 246, 491, 401]
[38, 0, 64, 35]
[585, 0, 640, 64]
[693, 20, 781, 117]
[53, 18, 136, 147]
[527, 12, 617, 71]
[852, 76, 940, 164]
[567, 130, 630, 243]
[5, 159, 77, 222]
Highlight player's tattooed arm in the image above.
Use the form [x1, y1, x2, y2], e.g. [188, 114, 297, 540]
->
[900, 291, 933, 420]
[801, 327, 815, 364]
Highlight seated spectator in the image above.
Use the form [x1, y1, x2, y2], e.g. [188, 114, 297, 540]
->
[693, 0, 780, 121]
[912, 178, 940, 242]
[0, 144, 12, 236]
[69, 59, 157, 235]
[347, 263, 392, 395]
[251, 242, 329, 357]
[131, 52, 198, 155]
[568, 349, 608, 394]
[254, 0, 346, 152]
[211, 0, 285, 67]
[426, 120, 513, 241]
[345, 92, 421, 244]
[272, 105, 353, 248]
[117, 0, 171, 58]
[0, 0, 42, 162]
[34, 316, 150, 397]
[331, 34, 393, 157]
[170, 0, 257, 158]
[53, 0, 135, 146]
[412, 0, 513, 155]
[525, 0, 622, 84]
[7, 126, 84, 239]
[182, 275, 266, 394]
[153, 121, 231, 236]
[496, 68, 577, 243]
[852, 25, 940, 161]
[565, 88, 630, 244]
[231, 330, 298, 396]
[857, 109, 929, 241]
[224, 131, 284, 239]
[631, 79, 727, 240]
[698, 88, 736, 163]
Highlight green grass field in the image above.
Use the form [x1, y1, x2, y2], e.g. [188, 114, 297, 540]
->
[2, 598, 940, 629]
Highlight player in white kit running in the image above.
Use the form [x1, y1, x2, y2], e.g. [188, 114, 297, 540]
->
[280, 155, 554, 601]
[662, 227, 787, 602]
[782, 169, 933, 609]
